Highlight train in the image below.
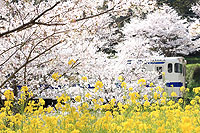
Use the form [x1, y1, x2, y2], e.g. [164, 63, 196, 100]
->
[127, 57, 187, 97]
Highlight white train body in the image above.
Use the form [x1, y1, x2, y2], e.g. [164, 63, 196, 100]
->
[128, 57, 187, 97]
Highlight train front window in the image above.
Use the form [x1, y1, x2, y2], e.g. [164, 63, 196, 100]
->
[168, 63, 172, 73]
[156, 67, 162, 79]
[174, 63, 182, 73]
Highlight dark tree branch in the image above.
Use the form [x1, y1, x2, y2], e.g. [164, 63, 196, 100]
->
[0, 39, 64, 89]
[0, 30, 37, 66]
[27, 32, 57, 61]
[73, 6, 115, 22]
[0, 47, 20, 66]
[34, 22, 66, 26]
[0, 1, 61, 38]
[0, 43, 21, 56]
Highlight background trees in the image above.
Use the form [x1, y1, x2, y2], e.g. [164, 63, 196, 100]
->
[0, 0, 200, 102]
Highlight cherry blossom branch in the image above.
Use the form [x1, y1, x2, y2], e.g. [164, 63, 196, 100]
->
[0, 39, 65, 89]
[0, 30, 37, 56]
[33, 6, 115, 26]
[34, 22, 66, 26]
[0, 31, 37, 67]
[73, 6, 115, 22]
[0, 1, 61, 38]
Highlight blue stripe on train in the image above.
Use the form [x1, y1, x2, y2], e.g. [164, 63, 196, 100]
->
[17, 85, 62, 90]
[166, 82, 183, 87]
[147, 62, 165, 64]
[127, 61, 165, 65]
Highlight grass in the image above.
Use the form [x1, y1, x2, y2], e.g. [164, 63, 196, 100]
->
[185, 56, 200, 89]
[186, 63, 200, 89]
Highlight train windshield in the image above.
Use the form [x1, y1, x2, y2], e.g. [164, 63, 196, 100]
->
[174, 63, 182, 73]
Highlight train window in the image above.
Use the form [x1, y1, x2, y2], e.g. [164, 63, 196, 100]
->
[183, 66, 185, 76]
[156, 67, 162, 79]
[156, 67, 162, 72]
[175, 63, 182, 73]
[168, 63, 172, 73]
[180, 64, 182, 73]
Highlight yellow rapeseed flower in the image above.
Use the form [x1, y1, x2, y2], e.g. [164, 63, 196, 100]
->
[98, 98, 104, 103]
[4, 101, 13, 107]
[68, 59, 76, 65]
[94, 87, 99, 92]
[128, 87, 133, 91]
[144, 101, 150, 107]
[82, 102, 89, 108]
[46, 106, 54, 113]
[85, 93, 91, 98]
[4, 90, 14, 100]
[21, 86, 28, 92]
[171, 92, 177, 97]
[71, 129, 80, 133]
[149, 82, 154, 87]
[81, 76, 87, 82]
[121, 82, 127, 89]
[161, 99, 166, 104]
[94, 81, 103, 88]
[195, 96, 200, 100]
[180, 86, 185, 92]
[92, 99, 97, 103]
[178, 98, 183, 104]
[110, 98, 116, 105]
[138, 78, 146, 85]
[162, 72, 165, 76]
[162, 92, 167, 97]
[118, 76, 124, 82]
[63, 96, 70, 102]
[193, 87, 200, 94]
[75, 96, 81, 102]
[123, 96, 126, 99]
[52, 72, 61, 81]
[154, 92, 158, 100]
[190, 100, 196, 105]
[38, 98, 45, 106]
[143, 95, 148, 100]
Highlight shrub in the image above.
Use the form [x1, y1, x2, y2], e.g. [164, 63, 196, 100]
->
[186, 64, 200, 89]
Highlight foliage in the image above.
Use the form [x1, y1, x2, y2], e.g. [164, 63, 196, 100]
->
[186, 64, 200, 90]
[185, 57, 200, 64]
[0, 79, 200, 132]
[157, 0, 199, 18]
[1, 0, 200, 120]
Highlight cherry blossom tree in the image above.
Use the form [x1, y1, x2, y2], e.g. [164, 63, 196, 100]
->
[0, 0, 114, 98]
[189, 2, 200, 54]
[121, 5, 193, 57]
[1, 0, 190, 108]
[0, 0, 160, 101]
[191, 2, 200, 17]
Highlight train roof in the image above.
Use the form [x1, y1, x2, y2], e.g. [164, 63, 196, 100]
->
[127, 57, 186, 64]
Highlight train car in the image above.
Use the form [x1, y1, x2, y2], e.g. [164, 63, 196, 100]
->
[127, 57, 187, 97]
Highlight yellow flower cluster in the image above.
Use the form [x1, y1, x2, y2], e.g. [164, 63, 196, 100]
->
[4, 90, 14, 101]
[1, 82, 200, 132]
[94, 81, 103, 88]
[81, 76, 87, 82]
[52, 72, 61, 81]
[94, 81, 103, 92]
[121, 82, 127, 89]
[68, 59, 76, 65]
[118, 75, 124, 82]
[193, 87, 200, 94]
[137, 78, 146, 86]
